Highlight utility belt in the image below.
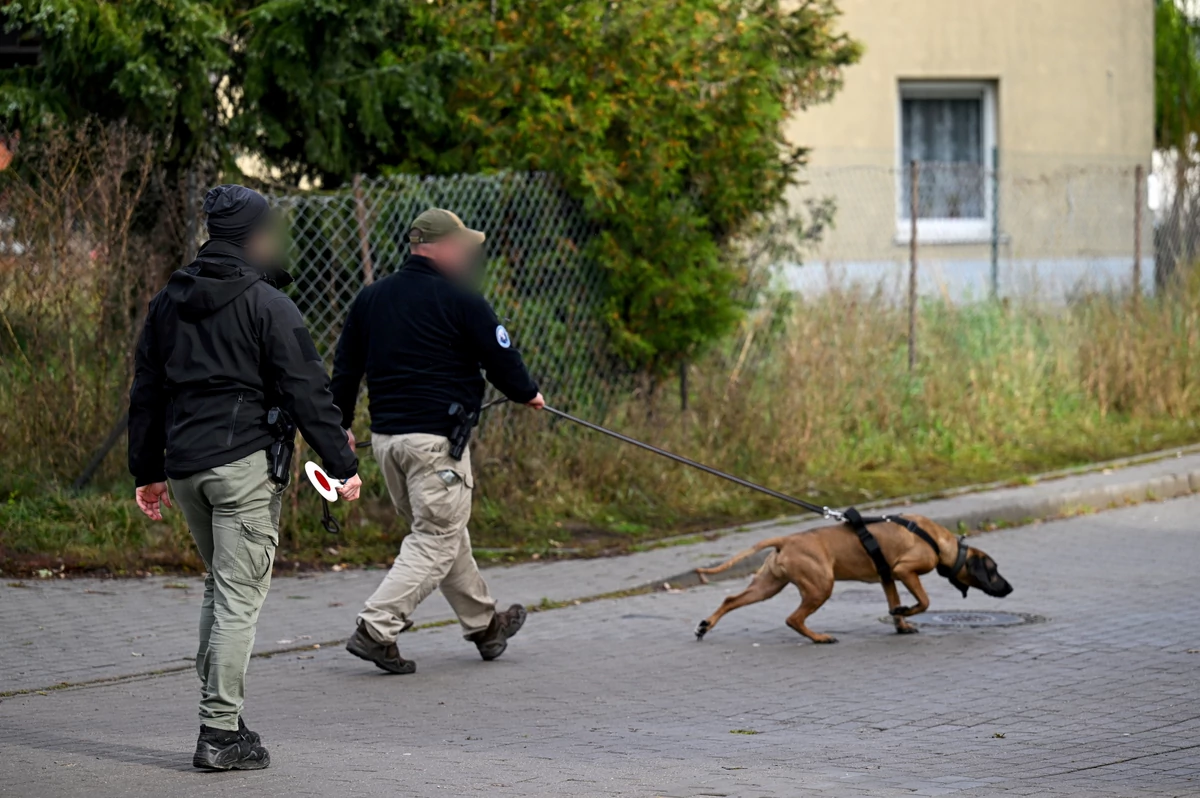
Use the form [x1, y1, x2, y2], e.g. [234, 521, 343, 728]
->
[266, 407, 297, 485]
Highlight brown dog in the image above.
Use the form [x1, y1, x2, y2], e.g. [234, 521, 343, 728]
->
[694, 515, 1012, 643]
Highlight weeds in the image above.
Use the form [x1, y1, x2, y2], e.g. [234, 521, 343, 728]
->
[6, 281, 1200, 573]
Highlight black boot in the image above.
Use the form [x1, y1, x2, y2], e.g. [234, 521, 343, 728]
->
[345, 623, 416, 674]
[193, 723, 270, 771]
[467, 604, 527, 661]
[238, 717, 260, 745]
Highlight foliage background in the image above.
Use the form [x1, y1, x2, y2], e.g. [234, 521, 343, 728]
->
[1, 0, 861, 370]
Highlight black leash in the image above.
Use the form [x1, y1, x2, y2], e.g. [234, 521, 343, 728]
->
[340, 399, 967, 590]
[353, 399, 838, 519]
[541, 405, 844, 521]
[537, 405, 973, 590]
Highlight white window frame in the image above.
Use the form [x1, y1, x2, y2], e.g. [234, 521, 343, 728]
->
[895, 80, 997, 245]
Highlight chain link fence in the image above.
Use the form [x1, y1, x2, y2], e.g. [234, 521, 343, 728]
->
[267, 158, 1179, 422]
[271, 172, 624, 413]
[1152, 148, 1200, 286]
[784, 152, 1155, 302]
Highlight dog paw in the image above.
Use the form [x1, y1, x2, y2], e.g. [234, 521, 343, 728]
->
[695, 620, 710, 640]
[894, 624, 919, 635]
[812, 635, 838, 644]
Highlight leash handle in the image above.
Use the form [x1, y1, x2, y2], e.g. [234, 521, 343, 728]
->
[321, 498, 341, 536]
[541, 405, 839, 519]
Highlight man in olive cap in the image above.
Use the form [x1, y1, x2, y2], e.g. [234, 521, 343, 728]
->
[129, 184, 362, 770]
[332, 208, 544, 674]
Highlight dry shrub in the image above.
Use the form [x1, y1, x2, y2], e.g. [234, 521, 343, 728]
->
[1076, 278, 1200, 417]
[0, 123, 168, 487]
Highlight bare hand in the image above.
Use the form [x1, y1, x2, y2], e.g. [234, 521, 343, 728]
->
[345, 428, 357, 451]
[527, 392, 545, 410]
[135, 482, 172, 521]
[338, 473, 363, 502]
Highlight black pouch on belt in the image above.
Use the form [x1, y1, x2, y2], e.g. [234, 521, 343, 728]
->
[447, 402, 481, 461]
[266, 407, 296, 485]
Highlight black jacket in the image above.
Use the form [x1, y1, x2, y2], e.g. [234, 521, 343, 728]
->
[330, 255, 538, 437]
[128, 240, 358, 485]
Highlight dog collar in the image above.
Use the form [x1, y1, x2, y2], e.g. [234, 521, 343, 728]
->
[936, 537, 971, 597]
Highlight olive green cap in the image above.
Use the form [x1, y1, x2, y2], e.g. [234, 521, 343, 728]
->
[407, 208, 485, 246]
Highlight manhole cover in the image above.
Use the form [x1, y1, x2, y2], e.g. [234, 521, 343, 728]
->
[879, 611, 1043, 628]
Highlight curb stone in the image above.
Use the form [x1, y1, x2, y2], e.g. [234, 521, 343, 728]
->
[5, 446, 1200, 695]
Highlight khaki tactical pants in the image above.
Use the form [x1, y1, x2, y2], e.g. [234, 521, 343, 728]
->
[171, 450, 281, 732]
[358, 433, 496, 642]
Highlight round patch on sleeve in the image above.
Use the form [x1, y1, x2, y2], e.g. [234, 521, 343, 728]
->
[495, 325, 512, 349]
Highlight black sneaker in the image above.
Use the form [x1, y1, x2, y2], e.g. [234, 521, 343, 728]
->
[345, 623, 416, 674]
[193, 724, 270, 771]
[467, 604, 527, 661]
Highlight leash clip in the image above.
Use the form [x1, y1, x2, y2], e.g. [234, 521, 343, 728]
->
[823, 506, 845, 522]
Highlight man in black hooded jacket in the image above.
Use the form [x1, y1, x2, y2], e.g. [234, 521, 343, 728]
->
[128, 184, 360, 771]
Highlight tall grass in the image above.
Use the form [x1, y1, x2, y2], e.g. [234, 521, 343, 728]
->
[464, 282, 1200, 550]
[6, 280, 1200, 573]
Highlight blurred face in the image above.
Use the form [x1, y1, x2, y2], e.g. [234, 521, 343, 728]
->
[245, 220, 284, 270]
[415, 235, 478, 280]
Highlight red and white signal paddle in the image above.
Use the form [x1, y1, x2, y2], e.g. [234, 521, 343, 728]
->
[305, 461, 343, 534]
[305, 460, 344, 502]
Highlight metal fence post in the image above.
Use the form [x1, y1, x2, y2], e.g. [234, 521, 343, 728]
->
[679, 359, 689, 411]
[270, 172, 613, 412]
[185, 167, 198, 263]
[1133, 163, 1144, 303]
[908, 159, 919, 372]
[990, 146, 1000, 299]
[352, 174, 375, 286]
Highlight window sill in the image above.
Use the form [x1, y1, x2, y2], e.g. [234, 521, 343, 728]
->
[894, 220, 993, 245]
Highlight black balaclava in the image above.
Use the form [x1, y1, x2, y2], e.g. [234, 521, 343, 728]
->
[200, 184, 290, 286]
[203, 184, 270, 246]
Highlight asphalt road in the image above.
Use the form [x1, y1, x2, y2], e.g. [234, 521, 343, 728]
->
[2, 497, 1199, 797]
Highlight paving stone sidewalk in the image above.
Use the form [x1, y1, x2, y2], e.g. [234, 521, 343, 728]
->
[4, 448, 1200, 695]
[1, 496, 1198, 796]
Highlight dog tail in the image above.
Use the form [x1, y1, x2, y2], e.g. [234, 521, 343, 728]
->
[695, 537, 788, 578]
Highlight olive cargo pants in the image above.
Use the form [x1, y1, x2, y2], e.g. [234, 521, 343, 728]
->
[171, 450, 281, 732]
[358, 433, 496, 642]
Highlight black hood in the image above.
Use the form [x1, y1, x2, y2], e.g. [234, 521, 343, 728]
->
[166, 240, 291, 322]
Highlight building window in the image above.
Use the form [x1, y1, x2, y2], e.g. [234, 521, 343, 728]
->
[897, 81, 996, 243]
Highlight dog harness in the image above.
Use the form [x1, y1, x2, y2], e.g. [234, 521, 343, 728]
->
[842, 507, 971, 595]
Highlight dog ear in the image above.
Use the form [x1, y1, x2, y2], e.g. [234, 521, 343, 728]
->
[966, 554, 991, 587]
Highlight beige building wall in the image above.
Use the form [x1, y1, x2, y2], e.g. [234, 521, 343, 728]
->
[784, 0, 1155, 293]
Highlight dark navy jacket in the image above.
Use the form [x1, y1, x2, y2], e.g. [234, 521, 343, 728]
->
[330, 255, 538, 437]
